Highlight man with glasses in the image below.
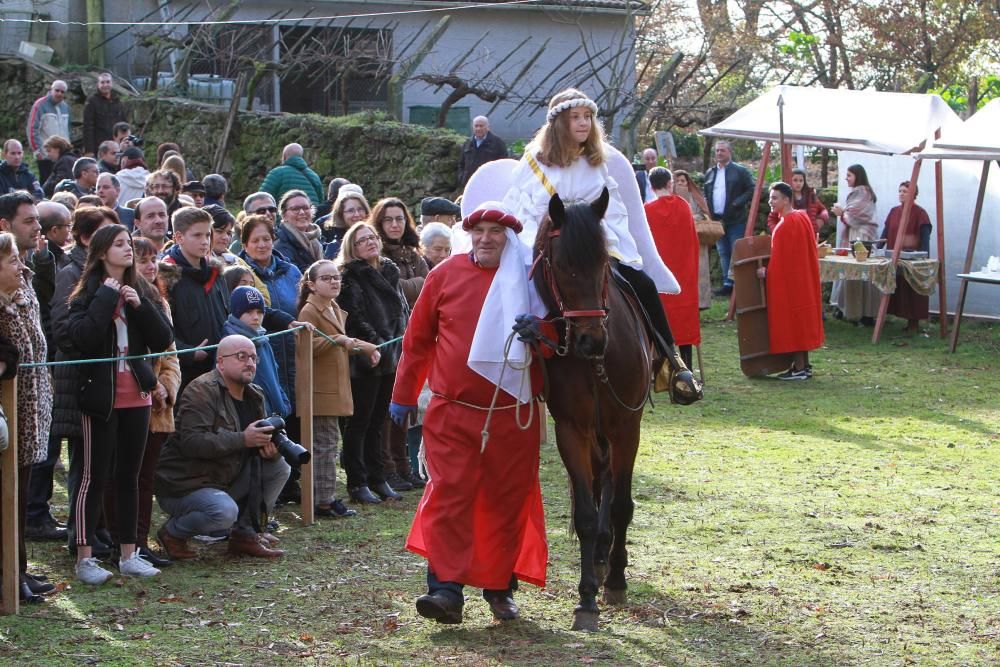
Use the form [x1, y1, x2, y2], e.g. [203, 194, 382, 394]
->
[27, 80, 71, 183]
[155, 334, 290, 560]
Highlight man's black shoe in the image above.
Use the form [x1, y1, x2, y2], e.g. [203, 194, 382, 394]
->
[348, 486, 382, 504]
[403, 471, 426, 489]
[485, 594, 520, 621]
[371, 481, 402, 501]
[713, 285, 733, 297]
[25, 521, 67, 541]
[138, 546, 172, 568]
[385, 472, 413, 491]
[316, 500, 357, 517]
[416, 592, 463, 624]
[18, 581, 44, 604]
[22, 573, 55, 596]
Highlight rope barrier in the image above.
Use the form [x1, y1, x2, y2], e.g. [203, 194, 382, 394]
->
[20, 328, 405, 369]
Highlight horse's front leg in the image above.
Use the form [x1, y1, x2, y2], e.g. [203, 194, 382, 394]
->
[555, 420, 601, 632]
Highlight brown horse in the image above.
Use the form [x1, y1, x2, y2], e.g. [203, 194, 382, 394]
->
[532, 189, 652, 631]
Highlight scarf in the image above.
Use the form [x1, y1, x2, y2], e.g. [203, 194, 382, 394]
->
[282, 222, 323, 263]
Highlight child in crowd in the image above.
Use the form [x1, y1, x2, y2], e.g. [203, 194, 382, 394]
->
[223, 286, 291, 418]
[223, 264, 255, 292]
[159, 206, 229, 394]
[296, 259, 379, 517]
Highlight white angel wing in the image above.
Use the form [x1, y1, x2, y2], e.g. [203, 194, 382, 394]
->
[454, 159, 520, 255]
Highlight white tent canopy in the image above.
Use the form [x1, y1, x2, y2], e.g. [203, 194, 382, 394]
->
[702, 85, 962, 156]
[917, 98, 1000, 160]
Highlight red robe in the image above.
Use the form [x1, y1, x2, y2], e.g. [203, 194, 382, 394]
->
[391, 253, 548, 590]
[883, 203, 931, 321]
[767, 210, 824, 354]
[645, 194, 701, 345]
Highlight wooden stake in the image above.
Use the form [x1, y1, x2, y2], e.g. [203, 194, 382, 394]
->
[298, 329, 314, 525]
[934, 148, 947, 339]
[1, 379, 18, 615]
[949, 161, 990, 352]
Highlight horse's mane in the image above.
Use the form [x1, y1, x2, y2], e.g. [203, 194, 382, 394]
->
[540, 200, 609, 273]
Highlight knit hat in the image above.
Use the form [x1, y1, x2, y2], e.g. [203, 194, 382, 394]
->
[461, 202, 522, 234]
[230, 286, 266, 319]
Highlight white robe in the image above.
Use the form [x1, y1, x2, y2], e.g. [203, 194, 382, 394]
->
[501, 143, 679, 294]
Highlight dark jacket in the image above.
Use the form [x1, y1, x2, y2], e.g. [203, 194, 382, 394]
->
[703, 161, 756, 228]
[155, 369, 266, 498]
[0, 160, 44, 200]
[458, 131, 507, 187]
[42, 151, 79, 198]
[115, 205, 135, 230]
[158, 247, 230, 390]
[336, 258, 406, 377]
[31, 243, 67, 362]
[0, 332, 18, 381]
[381, 241, 428, 307]
[66, 274, 174, 421]
[83, 93, 127, 156]
[322, 225, 347, 260]
[51, 244, 87, 439]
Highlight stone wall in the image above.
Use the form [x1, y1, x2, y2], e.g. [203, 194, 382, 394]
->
[0, 56, 465, 206]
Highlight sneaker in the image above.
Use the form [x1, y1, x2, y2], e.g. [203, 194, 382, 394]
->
[119, 551, 161, 578]
[776, 367, 808, 381]
[316, 499, 357, 518]
[800, 364, 814, 379]
[76, 557, 114, 585]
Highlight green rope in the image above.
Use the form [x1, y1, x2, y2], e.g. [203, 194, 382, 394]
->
[21, 328, 405, 369]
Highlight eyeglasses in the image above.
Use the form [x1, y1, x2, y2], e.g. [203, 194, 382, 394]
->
[382, 216, 406, 224]
[220, 350, 258, 364]
[353, 236, 378, 246]
[253, 206, 278, 215]
[343, 207, 366, 216]
[286, 205, 311, 213]
[315, 274, 341, 283]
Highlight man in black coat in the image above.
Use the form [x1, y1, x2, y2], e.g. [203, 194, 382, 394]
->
[83, 72, 127, 157]
[0, 140, 44, 201]
[703, 140, 755, 296]
[457, 116, 507, 189]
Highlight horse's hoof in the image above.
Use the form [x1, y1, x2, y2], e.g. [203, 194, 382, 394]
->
[571, 609, 600, 632]
[603, 588, 627, 605]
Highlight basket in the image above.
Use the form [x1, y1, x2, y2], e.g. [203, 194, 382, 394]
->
[695, 217, 725, 245]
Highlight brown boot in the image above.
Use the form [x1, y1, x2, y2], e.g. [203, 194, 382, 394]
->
[228, 530, 285, 558]
[156, 525, 197, 560]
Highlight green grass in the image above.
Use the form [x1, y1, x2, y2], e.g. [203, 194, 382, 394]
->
[3, 303, 999, 666]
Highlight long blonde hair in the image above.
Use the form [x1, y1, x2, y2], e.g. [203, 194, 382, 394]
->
[532, 88, 606, 168]
[335, 222, 382, 268]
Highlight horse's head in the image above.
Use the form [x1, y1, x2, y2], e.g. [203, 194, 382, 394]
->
[534, 188, 611, 359]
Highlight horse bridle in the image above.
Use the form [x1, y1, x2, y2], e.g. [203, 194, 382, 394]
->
[529, 228, 610, 358]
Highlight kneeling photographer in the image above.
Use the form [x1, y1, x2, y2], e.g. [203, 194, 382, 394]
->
[154, 335, 293, 559]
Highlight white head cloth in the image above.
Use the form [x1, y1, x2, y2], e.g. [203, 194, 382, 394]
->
[546, 97, 599, 124]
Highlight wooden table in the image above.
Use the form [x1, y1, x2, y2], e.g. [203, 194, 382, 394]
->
[950, 271, 1000, 352]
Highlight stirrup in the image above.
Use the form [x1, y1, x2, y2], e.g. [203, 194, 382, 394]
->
[654, 352, 703, 405]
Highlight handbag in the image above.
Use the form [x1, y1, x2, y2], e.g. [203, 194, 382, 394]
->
[695, 215, 725, 245]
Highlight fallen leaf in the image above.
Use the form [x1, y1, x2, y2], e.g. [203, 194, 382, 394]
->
[158, 594, 183, 603]
[813, 562, 831, 571]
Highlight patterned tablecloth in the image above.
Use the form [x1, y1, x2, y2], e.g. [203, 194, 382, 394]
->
[818, 255, 939, 295]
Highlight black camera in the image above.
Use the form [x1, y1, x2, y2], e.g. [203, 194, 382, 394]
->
[125, 134, 144, 147]
[256, 416, 310, 467]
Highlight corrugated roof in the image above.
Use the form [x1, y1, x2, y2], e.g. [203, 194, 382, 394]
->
[453, 0, 649, 13]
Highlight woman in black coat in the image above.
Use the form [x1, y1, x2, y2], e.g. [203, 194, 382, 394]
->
[335, 222, 407, 505]
[66, 224, 173, 585]
[41, 135, 78, 199]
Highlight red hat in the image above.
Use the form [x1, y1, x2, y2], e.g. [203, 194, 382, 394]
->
[462, 204, 522, 234]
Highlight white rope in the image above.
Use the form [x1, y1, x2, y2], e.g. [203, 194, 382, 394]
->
[546, 97, 599, 124]
[0, 0, 541, 28]
[480, 331, 537, 453]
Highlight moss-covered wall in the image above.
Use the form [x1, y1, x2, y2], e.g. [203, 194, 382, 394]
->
[0, 56, 465, 207]
[126, 98, 465, 205]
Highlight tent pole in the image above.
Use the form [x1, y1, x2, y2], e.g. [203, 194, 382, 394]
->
[727, 141, 771, 322]
[949, 160, 990, 352]
[873, 158, 923, 343]
[934, 152, 947, 338]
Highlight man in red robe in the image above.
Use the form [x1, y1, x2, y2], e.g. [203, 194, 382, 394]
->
[644, 167, 701, 368]
[389, 206, 547, 625]
[881, 180, 932, 333]
[759, 182, 824, 380]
